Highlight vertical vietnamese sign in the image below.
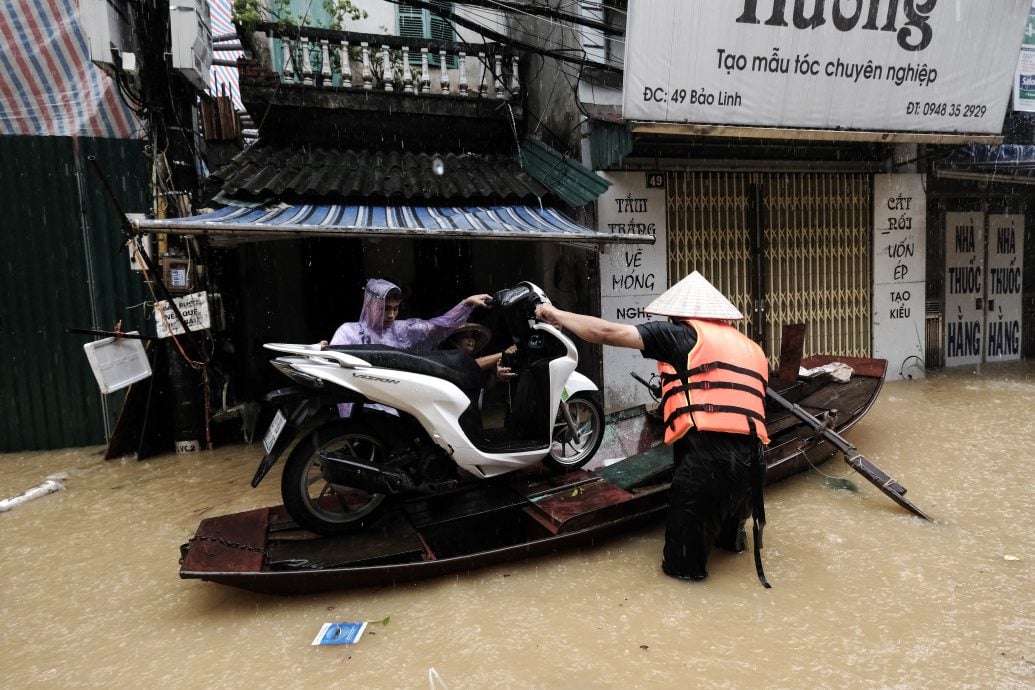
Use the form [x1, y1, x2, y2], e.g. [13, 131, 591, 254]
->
[985, 214, 1024, 362]
[598, 172, 667, 411]
[944, 212, 985, 367]
[873, 175, 926, 380]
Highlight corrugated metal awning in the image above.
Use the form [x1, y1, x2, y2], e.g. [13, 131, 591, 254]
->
[519, 139, 612, 207]
[132, 204, 654, 247]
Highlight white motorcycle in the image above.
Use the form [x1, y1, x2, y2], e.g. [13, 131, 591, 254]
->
[251, 282, 604, 536]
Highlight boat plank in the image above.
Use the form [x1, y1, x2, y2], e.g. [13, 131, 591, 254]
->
[531, 479, 634, 531]
[182, 507, 268, 573]
[595, 444, 672, 490]
[404, 483, 529, 529]
[802, 355, 887, 379]
[509, 469, 599, 500]
[266, 510, 426, 569]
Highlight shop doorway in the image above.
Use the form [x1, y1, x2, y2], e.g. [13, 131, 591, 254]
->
[666, 171, 873, 364]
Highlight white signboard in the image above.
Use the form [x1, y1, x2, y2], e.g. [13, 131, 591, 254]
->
[598, 172, 667, 412]
[624, 0, 1030, 135]
[1013, 1, 1035, 112]
[82, 334, 152, 393]
[985, 215, 1024, 362]
[872, 174, 926, 380]
[154, 290, 211, 338]
[944, 212, 984, 367]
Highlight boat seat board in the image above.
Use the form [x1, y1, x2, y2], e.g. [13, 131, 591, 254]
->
[404, 483, 529, 530]
[528, 478, 636, 533]
[801, 355, 887, 379]
[419, 505, 550, 558]
[594, 444, 673, 490]
[266, 510, 426, 570]
[182, 507, 269, 573]
[508, 469, 600, 500]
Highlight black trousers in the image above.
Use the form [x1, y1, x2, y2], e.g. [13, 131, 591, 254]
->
[661, 430, 759, 580]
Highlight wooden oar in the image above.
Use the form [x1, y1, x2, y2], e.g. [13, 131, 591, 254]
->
[766, 387, 932, 521]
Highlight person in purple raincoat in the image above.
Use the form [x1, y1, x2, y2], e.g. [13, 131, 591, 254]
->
[325, 279, 492, 418]
[329, 278, 492, 352]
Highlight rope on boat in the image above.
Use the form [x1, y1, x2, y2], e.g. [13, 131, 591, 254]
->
[801, 446, 852, 481]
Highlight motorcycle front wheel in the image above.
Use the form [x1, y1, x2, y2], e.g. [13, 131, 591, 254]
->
[545, 393, 604, 470]
[281, 420, 390, 536]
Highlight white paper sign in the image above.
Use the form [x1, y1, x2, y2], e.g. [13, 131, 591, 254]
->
[985, 214, 1024, 362]
[624, 0, 1030, 135]
[944, 212, 984, 367]
[872, 174, 926, 380]
[1013, 1, 1035, 112]
[154, 291, 211, 338]
[597, 172, 667, 411]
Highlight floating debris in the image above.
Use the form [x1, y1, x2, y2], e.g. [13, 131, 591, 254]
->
[0, 478, 65, 512]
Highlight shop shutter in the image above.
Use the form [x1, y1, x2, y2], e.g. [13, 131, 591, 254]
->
[666, 171, 872, 365]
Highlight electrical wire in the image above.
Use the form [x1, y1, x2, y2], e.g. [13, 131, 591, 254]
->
[387, 0, 619, 72]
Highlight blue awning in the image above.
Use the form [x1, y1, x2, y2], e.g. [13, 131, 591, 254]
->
[132, 203, 653, 247]
[945, 144, 1035, 169]
[936, 145, 1035, 185]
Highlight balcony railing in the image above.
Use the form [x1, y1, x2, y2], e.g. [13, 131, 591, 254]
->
[248, 24, 521, 101]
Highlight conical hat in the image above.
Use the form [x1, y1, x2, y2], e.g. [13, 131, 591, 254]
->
[449, 322, 492, 353]
[644, 271, 744, 320]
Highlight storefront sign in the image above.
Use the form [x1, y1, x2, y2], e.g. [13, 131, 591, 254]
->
[154, 291, 211, 338]
[1013, 1, 1035, 112]
[598, 172, 667, 411]
[944, 212, 985, 367]
[872, 174, 926, 380]
[624, 0, 1030, 135]
[984, 215, 1024, 363]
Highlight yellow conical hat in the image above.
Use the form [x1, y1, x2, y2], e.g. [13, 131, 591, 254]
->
[644, 271, 744, 320]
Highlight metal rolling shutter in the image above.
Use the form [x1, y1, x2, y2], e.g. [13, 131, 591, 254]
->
[666, 171, 872, 364]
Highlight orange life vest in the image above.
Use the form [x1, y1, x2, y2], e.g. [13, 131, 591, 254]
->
[657, 318, 770, 445]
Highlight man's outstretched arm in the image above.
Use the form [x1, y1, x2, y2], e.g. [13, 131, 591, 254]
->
[535, 304, 644, 350]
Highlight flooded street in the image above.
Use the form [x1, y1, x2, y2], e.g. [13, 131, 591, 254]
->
[3, 362, 1034, 689]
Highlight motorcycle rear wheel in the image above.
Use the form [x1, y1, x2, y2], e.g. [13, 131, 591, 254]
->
[545, 393, 604, 470]
[281, 420, 390, 536]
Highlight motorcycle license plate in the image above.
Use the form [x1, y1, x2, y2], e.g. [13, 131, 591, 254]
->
[263, 410, 287, 454]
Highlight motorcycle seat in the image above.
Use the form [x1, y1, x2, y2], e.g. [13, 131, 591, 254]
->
[324, 344, 484, 400]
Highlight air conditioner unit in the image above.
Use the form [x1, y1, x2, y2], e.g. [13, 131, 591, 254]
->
[170, 0, 213, 91]
[80, 0, 137, 76]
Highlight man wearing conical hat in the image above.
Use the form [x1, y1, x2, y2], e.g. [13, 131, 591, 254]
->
[535, 271, 771, 586]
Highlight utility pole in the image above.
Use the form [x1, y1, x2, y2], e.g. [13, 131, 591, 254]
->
[134, 0, 208, 453]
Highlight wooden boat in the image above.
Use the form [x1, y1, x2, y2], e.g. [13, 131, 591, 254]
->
[179, 353, 889, 595]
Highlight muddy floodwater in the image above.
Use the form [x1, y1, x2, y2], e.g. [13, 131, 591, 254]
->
[2, 362, 1034, 688]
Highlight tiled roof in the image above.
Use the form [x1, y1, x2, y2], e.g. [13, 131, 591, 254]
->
[207, 145, 552, 205]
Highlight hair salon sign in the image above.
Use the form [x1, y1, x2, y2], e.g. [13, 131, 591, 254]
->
[623, 0, 1031, 135]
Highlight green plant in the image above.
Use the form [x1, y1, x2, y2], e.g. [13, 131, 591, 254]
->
[323, 0, 367, 30]
[232, 0, 367, 31]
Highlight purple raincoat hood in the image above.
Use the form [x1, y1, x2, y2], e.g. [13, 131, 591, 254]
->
[359, 279, 402, 336]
